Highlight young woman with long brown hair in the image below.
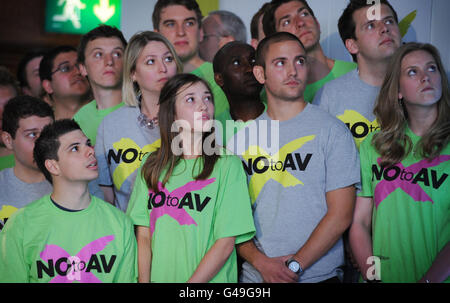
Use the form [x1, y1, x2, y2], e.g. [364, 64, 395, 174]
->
[127, 73, 255, 283]
[349, 42, 450, 283]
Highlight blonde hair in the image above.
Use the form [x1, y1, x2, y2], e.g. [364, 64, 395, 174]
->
[122, 31, 183, 107]
[373, 42, 450, 167]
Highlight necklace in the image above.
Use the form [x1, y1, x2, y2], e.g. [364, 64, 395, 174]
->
[136, 93, 158, 130]
[137, 113, 158, 130]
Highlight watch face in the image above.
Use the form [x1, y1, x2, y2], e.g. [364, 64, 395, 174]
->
[288, 261, 300, 273]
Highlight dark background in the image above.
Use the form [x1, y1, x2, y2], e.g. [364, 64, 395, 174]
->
[0, 0, 81, 77]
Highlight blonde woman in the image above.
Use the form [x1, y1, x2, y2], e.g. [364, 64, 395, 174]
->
[350, 42, 450, 283]
[95, 31, 182, 212]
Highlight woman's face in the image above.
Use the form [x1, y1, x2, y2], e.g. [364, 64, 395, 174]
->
[174, 81, 214, 133]
[399, 50, 442, 109]
[132, 41, 178, 95]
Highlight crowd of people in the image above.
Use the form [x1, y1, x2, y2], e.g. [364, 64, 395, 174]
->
[0, 0, 448, 284]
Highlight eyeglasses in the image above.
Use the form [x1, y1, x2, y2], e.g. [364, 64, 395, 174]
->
[51, 62, 80, 75]
[203, 34, 222, 41]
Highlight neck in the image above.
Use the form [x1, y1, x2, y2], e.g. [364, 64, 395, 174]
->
[179, 130, 203, 159]
[266, 95, 307, 121]
[51, 179, 91, 211]
[306, 47, 334, 84]
[183, 55, 204, 73]
[52, 98, 86, 120]
[0, 146, 13, 157]
[92, 86, 122, 110]
[13, 163, 46, 183]
[357, 57, 390, 87]
[140, 92, 160, 119]
[227, 93, 265, 122]
[406, 105, 438, 137]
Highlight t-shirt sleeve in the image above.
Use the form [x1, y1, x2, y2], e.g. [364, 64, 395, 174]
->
[95, 119, 113, 187]
[126, 158, 150, 227]
[357, 135, 375, 198]
[212, 156, 255, 245]
[0, 209, 29, 282]
[325, 121, 361, 192]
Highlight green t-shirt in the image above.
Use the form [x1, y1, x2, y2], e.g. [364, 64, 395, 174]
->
[0, 195, 138, 283]
[191, 62, 229, 120]
[127, 153, 255, 283]
[359, 129, 450, 283]
[303, 59, 357, 103]
[73, 100, 125, 146]
[0, 153, 14, 171]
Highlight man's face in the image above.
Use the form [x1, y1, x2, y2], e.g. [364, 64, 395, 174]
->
[255, 40, 308, 102]
[52, 130, 98, 183]
[43, 51, 90, 101]
[79, 37, 125, 91]
[3, 115, 53, 171]
[24, 56, 44, 97]
[199, 14, 232, 62]
[0, 85, 18, 145]
[215, 44, 262, 98]
[274, 1, 320, 52]
[156, 5, 202, 63]
[349, 4, 401, 63]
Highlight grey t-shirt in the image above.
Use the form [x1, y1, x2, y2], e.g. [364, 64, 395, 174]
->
[95, 106, 161, 212]
[0, 168, 52, 229]
[230, 103, 360, 283]
[312, 69, 380, 149]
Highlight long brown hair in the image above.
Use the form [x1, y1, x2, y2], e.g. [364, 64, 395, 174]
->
[373, 42, 450, 167]
[141, 74, 220, 192]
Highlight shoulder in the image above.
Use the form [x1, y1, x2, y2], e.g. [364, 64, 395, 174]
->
[91, 196, 133, 226]
[74, 100, 96, 119]
[100, 106, 136, 125]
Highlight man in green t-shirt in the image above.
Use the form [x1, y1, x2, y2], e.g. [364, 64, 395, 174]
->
[74, 25, 128, 146]
[0, 119, 137, 283]
[263, 0, 357, 102]
[152, 0, 229, 119]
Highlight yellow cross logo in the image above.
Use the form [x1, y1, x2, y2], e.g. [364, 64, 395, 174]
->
[242, 135, 315, 203]
[112, 138, 160, 190]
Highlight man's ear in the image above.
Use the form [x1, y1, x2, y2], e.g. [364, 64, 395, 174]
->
[44, 159, 60, 177]
[345, 38, 359, 57]
[253, 65, 266, 85]
[42, 79, 54, 95]
[214, 73, 224, 87]
[1, 131, 13, 150]
[78, 63, 88, 77]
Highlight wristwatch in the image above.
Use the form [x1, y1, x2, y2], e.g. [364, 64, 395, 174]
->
[285, 258, 304, 275]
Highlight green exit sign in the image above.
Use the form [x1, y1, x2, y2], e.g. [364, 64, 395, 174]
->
[45, 0, 121, 34]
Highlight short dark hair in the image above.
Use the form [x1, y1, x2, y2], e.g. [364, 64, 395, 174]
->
[0, 66, 20, 96]
[255, 32, 305, 68]
[77, 25, 127, 64]
[2, 95, 54, 139]
[33, 119, 81, 184]
[338, 0, 398, 62]
[152, 0, 203, 30]
[39, 45, 77, 81]
[262, 0, 315, 37]
[213, 41, 254, 74]
[16, 49, 47, 89]
[251, 2, 271, 40]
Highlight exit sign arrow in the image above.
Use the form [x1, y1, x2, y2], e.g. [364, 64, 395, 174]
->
[94, 0, 115, 23]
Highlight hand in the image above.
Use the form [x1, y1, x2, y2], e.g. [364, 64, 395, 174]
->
[257, 254, 298, 283]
